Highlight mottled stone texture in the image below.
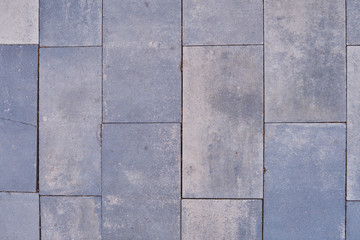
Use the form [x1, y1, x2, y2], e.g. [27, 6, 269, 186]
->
[347, 0, 360, 45]
[0, 193, 39, 240]
[183, 46, 263, 198]
[182, 200, 262, 240]
[0, 0, 39, 44]
[40, 0, 102, 46]
[183, 0, 263, 45]
[346, 202, 360, 240]
[265, 0, 346, 122]
[41, 197, 101, 240]
[39, 47, 101, 195]
[103, 0, 181, 122]
[264, 124, 345, 240]
[102, 124, 180, 240]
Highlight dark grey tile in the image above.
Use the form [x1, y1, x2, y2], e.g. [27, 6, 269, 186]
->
[346, 202, 360, 240]
[103, 0, 181, 122]
[39, 47, 101, 195]
[41, 196, 101, 240]
[265, 0, 346, 122]
[183, 0, 263, 45]
[40, 0, 102, 46]
[0, 193, 39, 240]
[347, 0, 360, 45]
[182, 200, 262, 240]
[102, 124, 180, 240]
[182, 46, 263, 198]
[264, 124, 345, 240]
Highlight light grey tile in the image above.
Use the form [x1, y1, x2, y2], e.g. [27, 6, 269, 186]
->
[347, 0, 360, 45]
[183, 46, 263, 198]
[264, 124, 345, 240]
[265, 0, 346, 122]
[39, 47, 101, 195]
[346, 202, 360, 240]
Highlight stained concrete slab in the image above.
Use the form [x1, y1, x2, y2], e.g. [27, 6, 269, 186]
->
[41, 196, 101, 240]
[346, 202, 360, 240]
[347, 0, 360, 45]
[182, 200, 262, 240]
[102, 124, 180, 240]
[265, 0, 346, 122]
[183, 46, 263, 198]
[103, 0, 181, 122]
[264, 124, 345, 240]
[39, 47, 101, 195]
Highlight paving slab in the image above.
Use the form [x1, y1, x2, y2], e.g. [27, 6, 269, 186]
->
[39, 47, 101, 195]
[264, 124, 345, 240]
[40, 0, 102, 46]
[103, 0, 181, 122]
[102, 124, 180, 240]
[265, 0, 346, 122]
[347, 0, 360, 45]
[183, 0, 263, 45]
[0, 193, 39, 240]
[346, 202, 360, 240]
[183, 46, 263, 198]
[41, 196, 101, 240]
[182, 200, 262, 240]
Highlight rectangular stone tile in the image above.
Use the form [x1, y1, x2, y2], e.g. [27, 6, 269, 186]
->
[41, 196, 101, 240]
[265, 0, 346, 122]
[346, 202, 360, 240]
[0, 193, 39, 240]
[183, 0, 263, 45]
[0, 0, 39, 44]
[264, 124, 345, 239]
[40, 0, 102, 46]
[102, 124, 180, 239]
[39, 47, 101, 195]
[103, 0, 181, 122]
[183, 46, 263, 198]
[347, 0, 360, 45]
[182, 200, 262, 240]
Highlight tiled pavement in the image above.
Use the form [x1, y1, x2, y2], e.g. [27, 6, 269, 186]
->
[1, 0, 360, 239]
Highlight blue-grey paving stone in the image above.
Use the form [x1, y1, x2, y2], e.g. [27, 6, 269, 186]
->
[0, 193, 39, 240]
[347, 0, 360, 45]
[264, 124, 345, 240]
[102, 124, 180, 240]
[40, 0, 102, 46]
[265, 0, 346, 122]
[0, 120, 36, 192]
[183, 0, 263, 45]
[182, 200, 262, 240]
[103, 0, 181, 122]
[0, 0, 38, 44]
[0, 45, 38, 125]
[183, 46, 263, 198]
[39, 47, 101, 195]
[346, 202, 360, 240]
[41, 196, 101, 240]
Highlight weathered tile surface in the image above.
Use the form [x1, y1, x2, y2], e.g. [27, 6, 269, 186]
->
[0, 193, 39, 240]
[0, 0, 39, 44]
[183, 0, 263, 45]
[39, 47, 101, 195]
[102, 124, 180, 239]
[40, 0, 102, 46]
[41, 196, 101, 240]
[265, 0, 346, 122]
[264, 124, 345, 240]
[183, 46, 263, 198]
[182, 200, 262, 240]
[0, 44, 38, 125]
[346, 202, 360, 240]
[347, 0, 360, 45]
[103, 0, 181, 122]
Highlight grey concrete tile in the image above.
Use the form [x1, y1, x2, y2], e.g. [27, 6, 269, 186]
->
[40, 0, 102, 46]
[0, 120, 36, 192]
[264, 124, 345, 240]
[0, 45, 38, 125]
[346, 202, 360, 240]
[182, 200, 262, 240]
[41, 196, 101, 240]
[103, 0, 181, 122]
[183, 0, 263, 45]
[0, 193, 39, 240]
[0, 0, 39, 44]
[183, 46, 263, 198]
[102, 124, 180, 240]
[347, 0, 360, 45]
[39, 47, 101, 195]
[265, 0, 346, 122]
